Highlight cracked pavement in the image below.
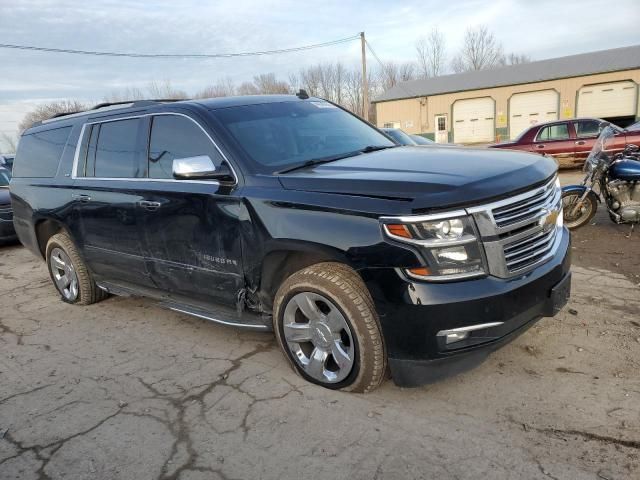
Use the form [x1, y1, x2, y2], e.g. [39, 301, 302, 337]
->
[1, 177, 639, 479]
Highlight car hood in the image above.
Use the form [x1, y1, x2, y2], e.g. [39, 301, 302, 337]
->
[278, 146, 556, 211]
[0, 187, 10, 206]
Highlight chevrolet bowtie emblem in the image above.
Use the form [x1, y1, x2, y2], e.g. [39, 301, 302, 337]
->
[539, 209, 559, 230]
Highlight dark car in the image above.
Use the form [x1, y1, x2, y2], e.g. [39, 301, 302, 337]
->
[0, 166, 17, 243]
[380, 127, 418, 145]
[0, 154, 14, 171]
[410, 134, 434, 145]
[10, 95, 570, 392]
[489, 118, 639, 169]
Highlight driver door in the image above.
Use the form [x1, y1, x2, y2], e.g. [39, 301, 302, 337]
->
[137, 113, 244, 308]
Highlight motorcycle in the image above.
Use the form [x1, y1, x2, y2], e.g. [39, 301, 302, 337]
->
[561, 124, 640, 230]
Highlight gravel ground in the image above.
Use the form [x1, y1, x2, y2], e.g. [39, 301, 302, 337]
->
[0, 171, 638, 480]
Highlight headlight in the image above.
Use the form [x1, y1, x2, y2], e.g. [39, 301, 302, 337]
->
[382, 213, 487, 281]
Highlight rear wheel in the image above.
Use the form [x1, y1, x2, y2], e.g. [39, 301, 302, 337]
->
[46, 233, 108, 305]
[273, 262, 386, 393]
[562, 191, 597, 229]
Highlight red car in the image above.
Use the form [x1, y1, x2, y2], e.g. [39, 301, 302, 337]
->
[489, 118, 640, 168]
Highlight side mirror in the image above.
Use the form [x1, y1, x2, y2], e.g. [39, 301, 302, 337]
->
[172, 155, 233, 181]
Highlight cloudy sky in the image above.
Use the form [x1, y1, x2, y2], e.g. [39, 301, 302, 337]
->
[1, 0, 639, 150]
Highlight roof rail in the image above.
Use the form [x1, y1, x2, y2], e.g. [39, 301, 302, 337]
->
[91, 98, 187, 110]
[35, 98, 190, 127]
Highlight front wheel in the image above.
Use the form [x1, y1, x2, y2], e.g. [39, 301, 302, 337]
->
[561, 190, 597, 229]
[273, 262, 386, 393]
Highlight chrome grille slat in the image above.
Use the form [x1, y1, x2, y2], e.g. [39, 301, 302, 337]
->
[493, 190, 556, 226]
[493, 183, 556, 228]
[504, 229, 555, 260]
[469, 175, 562, 278]
[505, 229, 557, 267]
[493, 183, 554, 218]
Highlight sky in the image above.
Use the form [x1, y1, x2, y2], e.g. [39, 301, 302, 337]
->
[1, 0, 640, 151]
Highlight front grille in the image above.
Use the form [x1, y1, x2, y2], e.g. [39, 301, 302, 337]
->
[0, 205, 12, 221]
[492, 178, 556, 228]
[503, 225, 558, 273]
[470, 175, 563, 278]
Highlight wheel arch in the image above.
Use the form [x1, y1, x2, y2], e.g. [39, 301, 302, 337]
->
[34, 218, 77, 258]
[255, 241, 354, 312]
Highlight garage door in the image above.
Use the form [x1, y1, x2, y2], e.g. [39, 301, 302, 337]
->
[577, 81, 637, 118]
[509, 90, 559, 139]
[453, 98, 495, 143]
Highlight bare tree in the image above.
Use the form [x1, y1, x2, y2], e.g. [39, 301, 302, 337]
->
[252, 73, 290, 94]
[146, 80, 189, 99]
[19, 100, 87, 132]
[451, 25, 504, 73]
[415, 28, 446, 78]
[379, 61, 416, 91]
[194, 77, 236, 98]
[500, 52, 532, 66]
[236, 81, 260, 96]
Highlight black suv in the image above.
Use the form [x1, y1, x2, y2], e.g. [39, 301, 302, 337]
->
[10, 95, 571, 392]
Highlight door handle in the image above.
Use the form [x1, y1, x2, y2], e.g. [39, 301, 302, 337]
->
[575, 140, 585, 145]
[138, 200, 161, 211]
[72, 194, 91, 202]
[536, 144, 545, 149]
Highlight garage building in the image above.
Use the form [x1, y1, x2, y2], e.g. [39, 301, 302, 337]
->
[374, 45, 640, 144]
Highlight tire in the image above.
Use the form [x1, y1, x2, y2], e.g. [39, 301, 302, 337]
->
[562, 190, 597, 230]
[45, 232, 108, 305]
[273, 262, 386, 393]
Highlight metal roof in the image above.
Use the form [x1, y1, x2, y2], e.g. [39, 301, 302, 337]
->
[374, 45, 640, 103]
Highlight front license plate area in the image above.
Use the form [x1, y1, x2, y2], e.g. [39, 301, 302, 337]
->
[550, 272, 571, 315]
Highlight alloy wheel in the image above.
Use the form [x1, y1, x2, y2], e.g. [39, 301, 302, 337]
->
[282, 291, 355, 384]
[49, 247, 79, 301]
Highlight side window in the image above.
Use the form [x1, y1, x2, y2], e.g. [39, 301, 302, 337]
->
[148, 115, 223, 179]
[574, 120, 601, 138]
[537, 124, 569, 142]
[13, 126, 72, 178]
[91, 118, 143, 178]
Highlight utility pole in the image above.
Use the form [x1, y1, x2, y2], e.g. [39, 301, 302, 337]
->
[360, 31, 369, 122]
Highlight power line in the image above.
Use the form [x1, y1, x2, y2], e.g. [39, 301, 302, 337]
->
[0, 35, 360, 59]
[365, 39, 416, 99]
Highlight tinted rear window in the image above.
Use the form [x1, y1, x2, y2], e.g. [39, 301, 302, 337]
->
[94, 119, 142, 178]
[13, 126, 72, 178]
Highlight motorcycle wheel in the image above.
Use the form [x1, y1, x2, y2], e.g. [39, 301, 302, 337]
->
[562, 191, 597, 229]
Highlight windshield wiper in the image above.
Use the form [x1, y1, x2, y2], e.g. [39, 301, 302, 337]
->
[276, 145, 395, 174]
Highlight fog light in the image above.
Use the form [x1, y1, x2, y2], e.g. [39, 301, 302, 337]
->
[443, 331, 469, 344]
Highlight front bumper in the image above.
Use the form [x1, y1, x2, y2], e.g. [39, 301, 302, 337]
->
[368, 227, 571, 387]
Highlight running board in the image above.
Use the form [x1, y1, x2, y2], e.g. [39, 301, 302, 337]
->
[159, 301, 272, 331]
[96, 280, 272, 331]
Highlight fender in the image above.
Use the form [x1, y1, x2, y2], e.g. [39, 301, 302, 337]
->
[561, 184, 600, 203]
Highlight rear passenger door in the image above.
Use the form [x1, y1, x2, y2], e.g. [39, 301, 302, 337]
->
[73, 117, 154, 287]
[137, 113, 244, 308]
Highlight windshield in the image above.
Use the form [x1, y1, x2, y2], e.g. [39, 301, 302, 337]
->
[0, 168, 10, 186]
[212, 100, 394, 174]
[382, 129, 416, 145]
[586, 124, 616, 168]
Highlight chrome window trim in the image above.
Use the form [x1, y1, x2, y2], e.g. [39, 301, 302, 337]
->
[71, 112, 239, 186]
